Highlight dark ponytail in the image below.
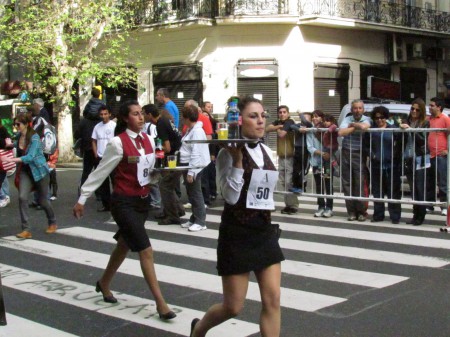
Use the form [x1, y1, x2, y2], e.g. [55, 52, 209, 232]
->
[114, 100, 140, 136]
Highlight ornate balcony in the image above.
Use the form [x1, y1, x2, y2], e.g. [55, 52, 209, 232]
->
[220, 0, 290, 16]
[126, 0, 217, 25]
[298, 0, 450, 33]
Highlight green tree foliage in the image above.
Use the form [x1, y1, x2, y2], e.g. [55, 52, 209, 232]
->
[0, 0, 138, 161]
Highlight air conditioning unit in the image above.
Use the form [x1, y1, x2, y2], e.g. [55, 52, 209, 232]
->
[407, 43, 424, 59]
[427, 47, 446, 61]
[389, 34, 407, 63]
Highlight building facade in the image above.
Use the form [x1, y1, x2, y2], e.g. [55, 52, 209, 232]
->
[124, 0, 449, 128]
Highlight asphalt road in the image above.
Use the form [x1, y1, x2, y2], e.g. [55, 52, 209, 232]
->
[0, 166, 449, 337]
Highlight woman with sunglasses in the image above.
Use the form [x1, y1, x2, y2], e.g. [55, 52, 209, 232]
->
[0, 113, 57, 238]
[366, 106, 402, 224]
[399, 98, 429, 226]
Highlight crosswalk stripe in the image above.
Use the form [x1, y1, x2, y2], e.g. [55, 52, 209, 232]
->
[0, 237, 346, 312]
[148, 221, 450, 268]
[57, 227, 409, 289]
[0, 263, 258, 336]
[200, 212, 450, 249]
[0, 313, 79, 337]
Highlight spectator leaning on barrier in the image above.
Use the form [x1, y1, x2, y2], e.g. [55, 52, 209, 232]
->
[365, 106, 402, 224]
[266, 105, 298, 215]
[290, 112, 313, 193]
[338, 99, 371, 222]
[427, 97, 450, 216]
[400, 98, 430, 226]
[306, 110, 334, 218]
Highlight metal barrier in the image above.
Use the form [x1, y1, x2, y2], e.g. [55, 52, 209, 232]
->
[274, 126, 450, 227]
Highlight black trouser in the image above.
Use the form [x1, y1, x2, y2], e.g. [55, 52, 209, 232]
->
[80, 150, 96, 187]
[405, 159, 428, 222]
[49, 169, 57, 197]
[312, 167, 333, 210]
[341, 149, 368, 216]
[201, 161, 216, 204]
[94, 157, 113, 209]
[292, 146, 309, 189]
[371, 164, 401, 222]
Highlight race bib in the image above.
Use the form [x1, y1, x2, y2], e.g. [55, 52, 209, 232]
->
[246, 169, 279, 210]
[137, 153, 155, 187]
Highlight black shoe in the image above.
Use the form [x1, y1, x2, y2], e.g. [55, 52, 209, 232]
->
[158, 310, 176, 320]
[179, 210, 186, 217]
[391, 220, 400, 224]
[95, 281, 117, 303]
[413, 219, 424, 226]
[97, 206, 110, 212]
[281, 207, 297, 215]
[370, 218, 383, 223]
[154, 212, 166, 219]
[406, 218, 416, 225]
[158, 218, 181, 225]
[190, 318, 200, 337]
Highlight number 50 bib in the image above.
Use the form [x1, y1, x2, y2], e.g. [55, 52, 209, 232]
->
[246, 169, 279, 210]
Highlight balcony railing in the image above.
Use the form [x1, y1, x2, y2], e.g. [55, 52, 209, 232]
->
[298, 0, 450, 33]
[126, 0, 217, 25]
[125, 0, 450, 33]
[220, 0, 290, 16]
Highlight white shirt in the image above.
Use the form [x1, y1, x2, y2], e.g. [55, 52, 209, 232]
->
[179, 122, 210, 177]
[216, 142, 274, 205]
[78, 129, 155, 205]
[143, 122, 158, 138]
[92, 120, 117, 157]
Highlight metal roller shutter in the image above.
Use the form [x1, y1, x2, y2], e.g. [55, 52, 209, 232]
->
[314, 64, 349, 120]
[237, 77, 279, 150]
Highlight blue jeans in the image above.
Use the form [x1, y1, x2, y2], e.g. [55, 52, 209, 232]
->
[0, 172, 6, 201]
[428, 156, 448, 203]
[18, 171, 56, 231]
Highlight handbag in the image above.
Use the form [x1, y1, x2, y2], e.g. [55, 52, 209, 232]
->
[0, 149, 15, 172]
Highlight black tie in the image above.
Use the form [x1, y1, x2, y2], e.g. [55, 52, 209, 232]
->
[135, 135, 144, 149]
[247, 141, 260, 149]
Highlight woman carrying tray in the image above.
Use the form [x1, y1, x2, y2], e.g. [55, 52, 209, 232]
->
[73, 100, 175, 320]
[190, 96, 285, 337]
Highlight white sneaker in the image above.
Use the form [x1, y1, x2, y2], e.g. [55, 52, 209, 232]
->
[0, 199, 6, 208]
[181, 220, 193, 228]
[441, 209, 447, 216]
[314, 208, 325, 217]
[188, 224, 207, 232]
[183, 203, 192, 209]
[322, 208, 333, 218]
[50, 196, 57, 201]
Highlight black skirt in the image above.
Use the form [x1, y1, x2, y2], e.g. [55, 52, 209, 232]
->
[217, 223, 284, 276]
[111, 193, 151, 252]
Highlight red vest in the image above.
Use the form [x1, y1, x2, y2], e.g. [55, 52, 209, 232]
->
[114, 132, 153, 196]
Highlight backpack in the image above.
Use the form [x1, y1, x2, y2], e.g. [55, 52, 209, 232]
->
[42, 123, 57, 155]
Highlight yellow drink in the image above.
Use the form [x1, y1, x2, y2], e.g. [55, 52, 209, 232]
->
[218, 128, 228, 140]
[168, 160, 177, 168]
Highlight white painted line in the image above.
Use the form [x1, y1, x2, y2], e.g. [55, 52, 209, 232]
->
[0, 238, 346, 312]
[198, 212, 450, 250]
[0, 313, 79, 337]
[58, 227, 408, 289]
[0, 264, 258, 337]
[146, 221, 450, 268]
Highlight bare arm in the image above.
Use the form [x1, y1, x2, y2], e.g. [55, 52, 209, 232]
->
[162, 139, 171, 154]
[266, 124, 283, 132]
